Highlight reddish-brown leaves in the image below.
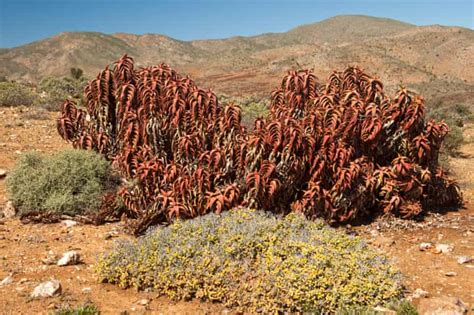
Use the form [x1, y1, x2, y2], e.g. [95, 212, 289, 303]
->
[57, 56, 461, 233]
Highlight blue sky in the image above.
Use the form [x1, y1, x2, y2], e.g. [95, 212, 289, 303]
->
[0, 0, 473, 48]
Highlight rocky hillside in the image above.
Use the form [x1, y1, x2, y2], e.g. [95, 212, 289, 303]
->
[1, 15, 473, 104]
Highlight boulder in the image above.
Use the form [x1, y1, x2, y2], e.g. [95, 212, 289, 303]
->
[57, 251, 80, 266]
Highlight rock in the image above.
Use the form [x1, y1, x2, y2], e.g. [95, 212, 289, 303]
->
[81, 287, 92, 294]
[61, 220, 78, 228]
[2, 201, 16, 219]
[417, 296, 468, 315]
[30, 280, 62, 298]
[412, 288, 429, 298]
[434, 243, 454, 254]
[445, 271, 457, 277]
[57, 251, 80, 266]
[0, 169, 6, 179]
[137, 299, 150, 306]
[419, 242, 433, 251]
[457, 256, 472, 264]
[104, 230, 119, 240]
[0, 276, 13, 286]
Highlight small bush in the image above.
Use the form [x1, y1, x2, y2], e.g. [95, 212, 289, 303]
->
[54, 302, 99, 315]
[6, 149, 117, 216]
[219, 95, 269, 127]
[390, 300, 419, 315]
[426, 102, 472, 156]
[96, 209, 403, 313]
[443, 127, 464, 156]
[38, 76, 87, 111]
[0, 81, 37, 107]
[70, 67, 84, 80]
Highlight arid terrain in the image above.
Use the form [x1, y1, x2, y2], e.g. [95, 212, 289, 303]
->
[0, 105, 473, 313]
[0, 14, 474, 313]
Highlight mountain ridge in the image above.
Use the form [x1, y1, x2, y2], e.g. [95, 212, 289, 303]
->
[1, 15, 473, 105]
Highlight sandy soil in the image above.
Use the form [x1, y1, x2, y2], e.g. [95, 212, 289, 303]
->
[0, 107, 473, 313]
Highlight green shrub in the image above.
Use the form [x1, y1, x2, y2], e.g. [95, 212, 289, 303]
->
[0, 81, 37, 107]
[426, 102, 472, 156]
[38, 76, 87, 111]
[6, 149, 117, 216]
[54, 302, 99, 315]
[390, 300, 419, 315]
[70, 67, 84, 80]
[96, 209, 403, 313]
[443, 126, 464, 156]
[219, 95, 269, 127]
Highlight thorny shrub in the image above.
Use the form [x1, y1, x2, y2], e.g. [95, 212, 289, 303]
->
[96, 209, 403, 313]
[57, 55, 462, 234]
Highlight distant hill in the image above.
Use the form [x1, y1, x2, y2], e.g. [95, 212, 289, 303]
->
[1, 15, 473, 105]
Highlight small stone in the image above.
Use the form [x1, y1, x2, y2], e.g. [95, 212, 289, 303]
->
[419, 242, 433, 251]
[0, 169, 6, 179]
[61, 220, 78, 228]
[435, 243, 454, 254]
[2, 201, 16, 219]
[445, 271, 457, 277]
[57, 251, 80, 266]
[31, 280, 62, 298]
[81, 287, 92, 294]
[412, 288, 429, 298]
[457, 256, 472, 264]
[0, 276, 13, 286]
[104, 231, 118, 240]
[137, 299, 150, 306]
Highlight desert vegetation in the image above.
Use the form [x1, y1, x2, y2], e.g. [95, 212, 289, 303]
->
[2, 53, 471, 313]
[6, 150, 117, 217]
[97, 209, 404, 312]
[0, 68, 87, 111]
[0, 81, 37, 107]
[55, 55, 461, 234]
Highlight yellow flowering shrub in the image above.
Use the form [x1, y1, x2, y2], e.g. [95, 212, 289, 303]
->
[96, 209, 403, 312]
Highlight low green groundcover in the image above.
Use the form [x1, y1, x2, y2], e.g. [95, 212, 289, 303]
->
[96, 209, 404, 312]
